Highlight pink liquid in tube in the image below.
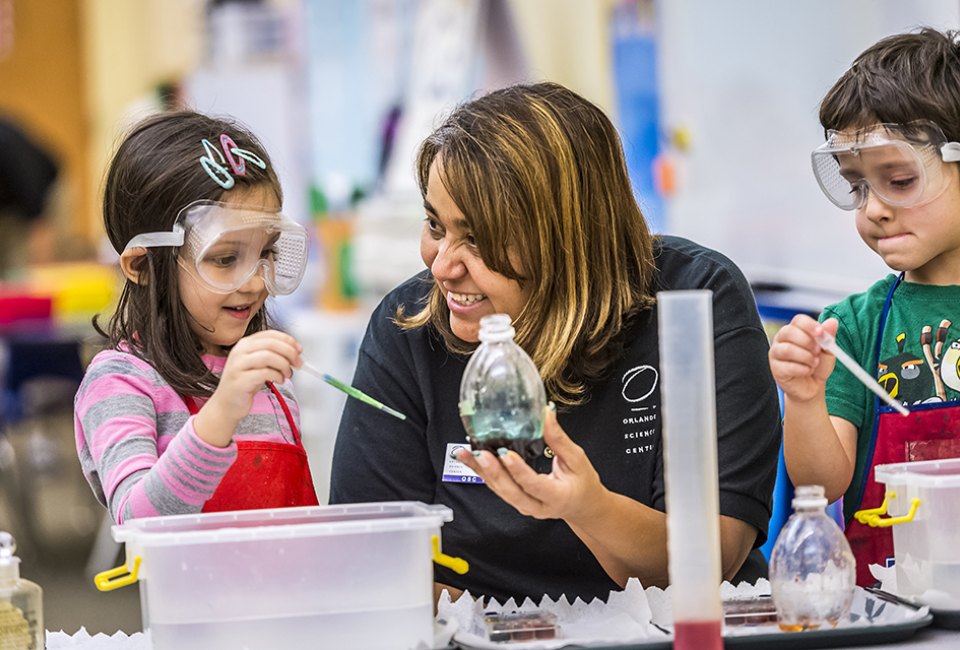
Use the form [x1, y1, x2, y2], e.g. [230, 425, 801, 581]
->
[673, 619, 722, 650]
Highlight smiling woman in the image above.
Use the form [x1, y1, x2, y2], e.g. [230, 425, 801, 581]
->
[329, 82, 783, 604]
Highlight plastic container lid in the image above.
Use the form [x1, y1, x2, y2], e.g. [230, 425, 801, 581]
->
[111, 502, 452, 546]
[874, 457, 960, 488]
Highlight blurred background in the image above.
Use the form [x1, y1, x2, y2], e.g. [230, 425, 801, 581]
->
[1, 0, 958, 637]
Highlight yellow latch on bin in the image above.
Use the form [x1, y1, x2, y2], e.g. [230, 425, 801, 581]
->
[855, 492, 921, 528]
[94, 556, 141, 591]
[854, 491, 893, 524]
[432, 535, 469, 575]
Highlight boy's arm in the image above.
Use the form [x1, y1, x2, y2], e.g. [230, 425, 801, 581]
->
[782, 393, 858, 503]
[771, 313, 859, 503]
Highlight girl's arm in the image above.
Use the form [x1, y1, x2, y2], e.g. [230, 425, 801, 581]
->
[193, 330, 302, 447]
[75, 351, 237, 523]
[76, 343, 301, 524]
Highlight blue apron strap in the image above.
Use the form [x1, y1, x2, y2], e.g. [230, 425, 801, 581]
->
[850, 273, 903, 518]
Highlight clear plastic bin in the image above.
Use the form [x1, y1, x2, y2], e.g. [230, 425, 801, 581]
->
[874, 458, 960, 609]
[106, 502, 452, 650]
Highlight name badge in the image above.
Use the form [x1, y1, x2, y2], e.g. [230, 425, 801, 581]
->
[442, 442, 485, 484]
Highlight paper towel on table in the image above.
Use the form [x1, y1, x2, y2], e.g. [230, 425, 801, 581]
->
[871, 562, 960, 611]
[870, 563, 898, 594]
[644, 578, 769, 628]
[437, 577, 668, 649]
[46, 628, 149, 649]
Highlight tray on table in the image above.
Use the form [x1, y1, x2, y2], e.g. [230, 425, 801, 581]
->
[450, 586, 933, 650]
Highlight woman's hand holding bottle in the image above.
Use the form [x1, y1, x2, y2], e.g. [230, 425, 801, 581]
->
[456, 406, 608, 522]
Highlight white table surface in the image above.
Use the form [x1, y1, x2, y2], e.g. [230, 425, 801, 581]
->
[47, 625, 960, 649]
[854, 625, 959, 649]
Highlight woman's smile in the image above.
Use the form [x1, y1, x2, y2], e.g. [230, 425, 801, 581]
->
[448, 291, 487, 306]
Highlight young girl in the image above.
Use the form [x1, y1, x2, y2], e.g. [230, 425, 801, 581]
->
[75, 111, 318, 524]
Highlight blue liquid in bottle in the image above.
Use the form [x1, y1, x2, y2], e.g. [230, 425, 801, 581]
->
[459, 314, 547, 460]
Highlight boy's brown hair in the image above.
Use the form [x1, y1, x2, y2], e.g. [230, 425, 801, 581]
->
[820, 27, 960, 139]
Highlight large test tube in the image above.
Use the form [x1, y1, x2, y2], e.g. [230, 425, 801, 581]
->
[657, 290, 722, 650]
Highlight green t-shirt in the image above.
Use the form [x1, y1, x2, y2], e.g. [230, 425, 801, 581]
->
[821, 274, 960, 521]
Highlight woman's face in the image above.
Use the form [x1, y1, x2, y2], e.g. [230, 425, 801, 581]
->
[420, 159, 529, 343]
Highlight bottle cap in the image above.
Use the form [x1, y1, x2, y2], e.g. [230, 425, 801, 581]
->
[792, 485, 828, 510]
[478, 313, 515, 343]
[0, 531, 21, 585]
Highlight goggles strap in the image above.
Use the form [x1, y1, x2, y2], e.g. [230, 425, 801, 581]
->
[941, 141, 960, 163]
[124, 225, 185, 251]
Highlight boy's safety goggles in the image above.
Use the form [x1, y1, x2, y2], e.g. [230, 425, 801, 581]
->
[811, 121, 960, 211]
[124, 201, 308, 296]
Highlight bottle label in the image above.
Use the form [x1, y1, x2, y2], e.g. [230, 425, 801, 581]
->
[441, 443, 485, 484]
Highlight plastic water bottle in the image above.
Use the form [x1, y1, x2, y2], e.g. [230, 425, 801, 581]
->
[769, 485, 856, 631]
[0, 532, 44, 650]
[458, 314, 547, 460]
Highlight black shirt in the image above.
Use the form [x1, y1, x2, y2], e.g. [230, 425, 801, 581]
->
[330, 236, 782, 602]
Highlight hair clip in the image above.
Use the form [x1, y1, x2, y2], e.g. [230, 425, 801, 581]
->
[199, 135, 268, 189]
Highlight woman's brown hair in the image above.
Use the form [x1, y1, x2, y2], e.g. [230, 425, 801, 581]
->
[399, 82, 658, 404]
[97, 110, 282, 397]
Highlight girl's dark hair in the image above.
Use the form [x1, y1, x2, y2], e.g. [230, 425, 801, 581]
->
[97, 111, 282, 397]
[398, 82, 657, 405]
[820, 27, 960, 140]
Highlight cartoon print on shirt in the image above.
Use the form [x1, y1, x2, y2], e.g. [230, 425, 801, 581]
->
[878, 332, 931, 405]
[920, 319, 952, 401]
[621, 365, 659, 455]
[940, 338, 960, 393]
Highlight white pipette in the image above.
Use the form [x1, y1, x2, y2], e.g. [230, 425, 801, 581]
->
[816, 332, 910, 417]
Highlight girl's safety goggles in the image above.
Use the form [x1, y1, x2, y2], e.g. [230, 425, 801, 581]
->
[124, 201, 308, 296]
[811, 121, 960, 211]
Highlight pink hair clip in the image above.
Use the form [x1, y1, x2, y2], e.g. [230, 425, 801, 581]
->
[199, 134, 268, 189]
[220, 134, 246, 175]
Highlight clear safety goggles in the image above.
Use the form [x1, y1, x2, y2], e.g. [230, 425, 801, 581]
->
[811, 121, 960, 210]
[124, 201, 308, 296]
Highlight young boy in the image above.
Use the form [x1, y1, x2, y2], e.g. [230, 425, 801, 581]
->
[769, 27, 960, 586]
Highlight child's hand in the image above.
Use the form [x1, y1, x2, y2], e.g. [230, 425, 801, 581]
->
[196, 330, 303, 447]
[769, 315, 839, 403]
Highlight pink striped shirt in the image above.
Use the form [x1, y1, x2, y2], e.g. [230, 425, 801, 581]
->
[74, 348, 301, 523]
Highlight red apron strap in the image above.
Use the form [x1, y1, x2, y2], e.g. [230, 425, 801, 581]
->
[265, 381, 303, 446]
[183, 394, 199, 415]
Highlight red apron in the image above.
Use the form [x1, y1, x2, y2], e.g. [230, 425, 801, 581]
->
[845, 274, 960, 586]
[183, 382, 319, 512]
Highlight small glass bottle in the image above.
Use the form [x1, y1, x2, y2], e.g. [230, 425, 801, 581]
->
[0, 532, 44, 650]
[769, 485, 856, 631]
[459, 314, 547, 460]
